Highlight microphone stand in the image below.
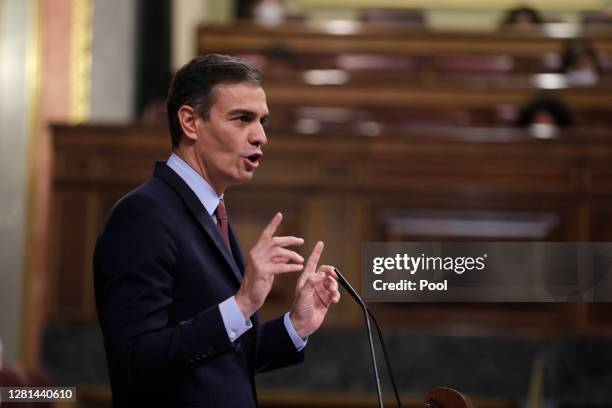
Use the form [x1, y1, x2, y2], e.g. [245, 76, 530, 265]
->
[333, 267, 402, 408]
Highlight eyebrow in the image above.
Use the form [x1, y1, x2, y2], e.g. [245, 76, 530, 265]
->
[227, 108, 269, 121]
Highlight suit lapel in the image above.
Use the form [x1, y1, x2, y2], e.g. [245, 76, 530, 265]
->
[153, 161, 243, 286]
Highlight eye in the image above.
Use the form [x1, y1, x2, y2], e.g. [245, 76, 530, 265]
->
[231, 115, 252, 126]
[260, 117, 268, 126]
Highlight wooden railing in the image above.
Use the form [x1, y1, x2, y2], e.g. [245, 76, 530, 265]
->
[48, 124, 612, 336]
[197, 22, 612, 75]
[198, 23, 612, 58]
[261, 76, 612, 127]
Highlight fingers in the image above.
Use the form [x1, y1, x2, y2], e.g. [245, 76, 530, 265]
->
[276, 263, 304, 273]
[318, 265, 340, 303]
[297, 241, 324, 288]
[317, 275, 341, 305]
[253, 212, 305, 274]
[272, 236, 304, 247]
[301, 267, 340, 306]
[304, 241, 324, 274]
[308, 274, 338, 307]
[260, 212, 282, 240]
[318, 265, 337, 279]
[323, 276, 341, 303]
[330, 287, 341, 303]
[273, 247, 304, 264]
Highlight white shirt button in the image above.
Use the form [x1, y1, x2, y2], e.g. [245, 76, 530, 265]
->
[229, 330, 236, 340]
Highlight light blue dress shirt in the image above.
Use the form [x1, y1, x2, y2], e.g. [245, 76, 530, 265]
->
[167, 153, 306, 351]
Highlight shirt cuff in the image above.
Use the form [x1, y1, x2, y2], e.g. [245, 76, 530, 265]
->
[219, 296, 252, 343]
[283, 312, 308, 351]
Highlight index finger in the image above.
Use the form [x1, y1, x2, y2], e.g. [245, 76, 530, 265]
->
[304, 241, 324, 275]
[260, 212, 282, 240]
[297, 241, 324, 288]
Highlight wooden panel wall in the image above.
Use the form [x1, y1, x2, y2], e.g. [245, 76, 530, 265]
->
[49, 124, 612, 336]
[197, 23, 612, 58]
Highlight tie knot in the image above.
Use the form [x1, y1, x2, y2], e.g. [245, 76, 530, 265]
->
[216, 200, 228, 221]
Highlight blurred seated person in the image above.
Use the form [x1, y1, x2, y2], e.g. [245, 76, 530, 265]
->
[561, 39, 602, 86]
[234, 46, 298, 77]
[359, 8, 426, 28]
[516, 95, 574, 138]
[582, 10, 612, 26]
[252, 0, 286, 25]
[501, 6, 543, 30]
[236, 0, 288, 24]
[263, 45, 298, 76]
[245, 0, 304, 25]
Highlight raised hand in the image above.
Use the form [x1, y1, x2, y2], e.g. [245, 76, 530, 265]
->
[235, 213, 305, 318]
[289, 241, 341, 338]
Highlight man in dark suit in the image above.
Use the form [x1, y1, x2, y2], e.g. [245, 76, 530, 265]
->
[93, 54, 340, 407]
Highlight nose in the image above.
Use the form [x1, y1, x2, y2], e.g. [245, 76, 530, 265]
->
[250, 121, 268, 148]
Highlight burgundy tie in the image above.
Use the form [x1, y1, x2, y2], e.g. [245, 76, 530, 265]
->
[215, 200, 231, 252]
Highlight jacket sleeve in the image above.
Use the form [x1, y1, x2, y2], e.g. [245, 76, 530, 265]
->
[93, 194, 236, 387]
[255, 316, 305, 374]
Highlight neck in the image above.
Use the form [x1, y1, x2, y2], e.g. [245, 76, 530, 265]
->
[172, 147, 225, 196]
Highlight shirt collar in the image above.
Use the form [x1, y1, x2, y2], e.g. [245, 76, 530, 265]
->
[166, 152, 223, 216]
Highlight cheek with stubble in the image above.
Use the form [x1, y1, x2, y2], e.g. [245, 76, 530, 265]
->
[224, 151, 254, 183]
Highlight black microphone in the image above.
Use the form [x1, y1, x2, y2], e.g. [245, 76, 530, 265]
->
[333, 267, 402, 408]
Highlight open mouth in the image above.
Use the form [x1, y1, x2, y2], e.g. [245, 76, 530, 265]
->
[243, 152, 262, 169]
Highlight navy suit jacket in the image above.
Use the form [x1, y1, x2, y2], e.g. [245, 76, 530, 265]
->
[93, 161, 304, 407]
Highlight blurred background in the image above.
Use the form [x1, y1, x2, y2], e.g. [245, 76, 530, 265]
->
[2, 0, 612, 407]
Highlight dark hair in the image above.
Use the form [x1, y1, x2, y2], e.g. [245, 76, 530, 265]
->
[516, 95, 574, 128]
[166, 54, 263, 147]
[560, 39, 602, 74]
[502, 6, 543, 26]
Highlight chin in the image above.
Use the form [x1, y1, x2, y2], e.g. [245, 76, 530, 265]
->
[231, 172, 255, 186]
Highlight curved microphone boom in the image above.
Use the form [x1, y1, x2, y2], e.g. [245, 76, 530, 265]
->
[333, 267, 402, 408]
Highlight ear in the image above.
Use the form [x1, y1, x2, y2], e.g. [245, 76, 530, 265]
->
[177, 105, 200, 143]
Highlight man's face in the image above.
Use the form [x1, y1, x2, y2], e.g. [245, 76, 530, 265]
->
[193, 82, 269, 193]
